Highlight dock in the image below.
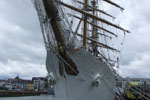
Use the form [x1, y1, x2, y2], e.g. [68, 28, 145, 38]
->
[0, 91, 48, 97]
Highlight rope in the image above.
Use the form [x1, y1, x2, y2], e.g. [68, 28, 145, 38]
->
[130, 86, 150, 100]
[117, 77, 150, 100]
[63, 75, 69, 100]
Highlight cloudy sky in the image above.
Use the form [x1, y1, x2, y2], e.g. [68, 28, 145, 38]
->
[0, 0, 149, 79]
[0, 0, 46, 79]
[119, 0, 150, 78]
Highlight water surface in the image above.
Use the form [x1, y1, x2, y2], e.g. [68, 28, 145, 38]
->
[0, 95, 53, 100]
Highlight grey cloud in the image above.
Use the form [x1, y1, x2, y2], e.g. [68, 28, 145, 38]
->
[120, 52, 150, 78]
[119, 0, 150, 77]
[0, 0, 47, 79]
[0, 60, 47, 80]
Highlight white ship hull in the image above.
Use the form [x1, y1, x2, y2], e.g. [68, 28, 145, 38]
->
[46, 48, 116, 100]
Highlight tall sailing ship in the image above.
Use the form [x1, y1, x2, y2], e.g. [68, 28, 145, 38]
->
[32, 0, 129, 100]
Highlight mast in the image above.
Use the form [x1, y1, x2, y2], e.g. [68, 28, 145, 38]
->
[59, 1, 130, 33]
[59, 0, 129, 65]
[76, 0, 115, 19]
[103, 0, 124, 10]
[91, 0, 98, 54]
[42, 0, 65, 46]
[83, 0, 88, 48]
[33, 0, 129, 67]
[68, 14, 117, 37]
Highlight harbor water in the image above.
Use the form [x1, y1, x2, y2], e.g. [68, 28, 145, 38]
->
[0, 95, 53, 100]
